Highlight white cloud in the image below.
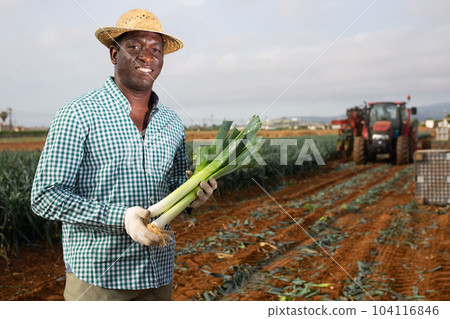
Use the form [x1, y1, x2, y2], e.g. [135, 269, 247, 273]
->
[276, 0, 321, 22]
[0, 0, 27, 17]
[171, 0, 207, 7]
[408, 0, 450, 24]
[36, 26, 59, 48]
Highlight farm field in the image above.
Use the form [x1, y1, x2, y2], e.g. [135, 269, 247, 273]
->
[1, 153, 449, 300]
[172, 161, 449, 301]
[0, 133, 449, 301]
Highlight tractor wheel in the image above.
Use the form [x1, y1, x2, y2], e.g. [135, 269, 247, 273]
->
[353, 136, 366, 164]
[396, 136, 410, 165]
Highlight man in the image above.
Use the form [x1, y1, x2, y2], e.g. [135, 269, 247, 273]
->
[31, 9, 216, 301]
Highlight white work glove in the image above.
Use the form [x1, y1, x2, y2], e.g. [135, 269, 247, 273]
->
[124, 207, 161, 246]
[185, 170, 218, 209]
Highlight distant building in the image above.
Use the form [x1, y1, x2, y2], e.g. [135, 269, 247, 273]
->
[425, 119, 435, 129]
[436, 118, 449, 141]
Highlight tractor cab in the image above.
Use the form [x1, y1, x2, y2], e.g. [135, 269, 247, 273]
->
[368, 102, 405, 139]
[367, 102, 405, 156]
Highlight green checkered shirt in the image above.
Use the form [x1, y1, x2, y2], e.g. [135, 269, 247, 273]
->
[31, 77, 189, 290]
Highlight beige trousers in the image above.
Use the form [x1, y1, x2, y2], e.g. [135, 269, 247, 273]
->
[64, 273, 173, 301]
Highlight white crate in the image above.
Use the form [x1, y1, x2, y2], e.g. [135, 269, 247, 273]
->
[414, 150, 450, 205]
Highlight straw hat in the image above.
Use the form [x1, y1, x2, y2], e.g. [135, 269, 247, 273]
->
[95, 9, 183, 54]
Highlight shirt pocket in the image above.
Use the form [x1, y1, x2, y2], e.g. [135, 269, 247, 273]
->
[145, 128, 180, 179]
[84, 114, 134, 166]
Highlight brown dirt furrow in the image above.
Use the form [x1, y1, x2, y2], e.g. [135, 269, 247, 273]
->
[300, 167, 417, 300]
[226, 165, 414, 301]
[375, 209, 450, 301]
[173, 164, 408, 300]
[173, 163, 383, 300]
[267, 165, 405, 247]
[9, 279, 65, 301]
[427, 212, 450, 299]
[0, 141, 45, 151]
[0, 246, 65, 301]
[240, 210, 393, 300]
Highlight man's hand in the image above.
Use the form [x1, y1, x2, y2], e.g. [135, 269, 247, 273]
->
[124, 207, 161, 246]
[185, 170, 218, 209]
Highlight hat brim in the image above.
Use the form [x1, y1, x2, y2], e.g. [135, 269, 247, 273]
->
[95, 27, 183, 55]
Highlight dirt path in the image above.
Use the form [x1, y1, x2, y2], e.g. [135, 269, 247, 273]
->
[171, 163, 419, 300]
[0, 140, 46, 151]
[0, 245, 65, 301]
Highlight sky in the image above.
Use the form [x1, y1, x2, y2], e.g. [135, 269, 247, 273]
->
[1, 0, 450, 127]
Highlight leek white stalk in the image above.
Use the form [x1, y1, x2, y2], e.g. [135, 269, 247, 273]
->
[151, 186, 199, 229]
[148, 169, 210, 217]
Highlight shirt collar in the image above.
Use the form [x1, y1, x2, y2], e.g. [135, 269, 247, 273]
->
[104, 77, 160, 116]
[149, 91, 160, 117]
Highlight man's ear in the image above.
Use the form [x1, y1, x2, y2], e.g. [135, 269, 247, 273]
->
[110, 46, 118, 65]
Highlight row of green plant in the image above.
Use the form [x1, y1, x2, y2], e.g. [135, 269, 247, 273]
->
[0, 150, 60, 261]
[187, 135, 339, 192]
[0, 129, 48, 139]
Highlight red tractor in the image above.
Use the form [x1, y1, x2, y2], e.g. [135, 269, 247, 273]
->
[334, 101, 419, 164]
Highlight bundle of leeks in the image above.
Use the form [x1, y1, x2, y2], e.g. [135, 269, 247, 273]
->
[146, 115, 262, 244]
